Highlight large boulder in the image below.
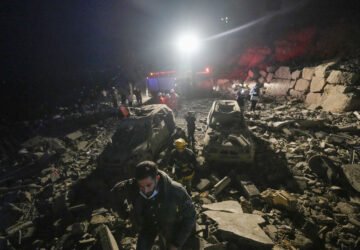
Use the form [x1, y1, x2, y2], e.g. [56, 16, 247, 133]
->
[327, 70, 360, 85]
[341, 164, 360, 193]
[302, 67, 315, 80]
[310, 76, 326, 92]
[295, 79, 310, 92]
[321, 85, 360, 112]
[275, 66, 291, 79]
[264, 79, 293, 96]
[291, 70, 301, 80]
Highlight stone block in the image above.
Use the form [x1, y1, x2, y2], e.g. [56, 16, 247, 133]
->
[321, 85, 360, 112]
[295, 79, 310, 91]
[314, 61, 336, 78]
[291, 70, 301, 80]
[275, 66, 291, 79]
[266, 73, 273, 82]
[302, 67, 315, 80]
[289, 89, 306, 100]
[264, 79, 292, 96]
[203, 200, 243, 213]
[327, 70, 360, 85]
[310, 76, 326, 92]
[305, 93, 322, 107]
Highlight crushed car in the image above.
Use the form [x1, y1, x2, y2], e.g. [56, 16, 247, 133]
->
[100, 104, 175, 176]
[203, 100, 255, 165]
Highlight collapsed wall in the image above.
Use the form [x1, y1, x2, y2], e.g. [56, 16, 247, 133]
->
[244, 61, 360, 113]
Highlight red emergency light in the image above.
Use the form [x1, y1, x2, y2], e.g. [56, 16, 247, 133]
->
[148, 71, 176, 77]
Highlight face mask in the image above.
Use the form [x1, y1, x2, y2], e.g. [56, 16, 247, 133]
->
[139, 188, 158, 199]
[139, 179, 159, 200]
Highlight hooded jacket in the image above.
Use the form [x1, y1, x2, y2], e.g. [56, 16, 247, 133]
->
[110, 170, 196, 248]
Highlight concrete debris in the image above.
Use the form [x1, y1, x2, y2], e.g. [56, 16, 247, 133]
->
[66, 130, 83, 140]
[212, 176, 231, 196]
[261, 189, 297, 211]
[197, 178, 211, 192]
[203, 200, 243, 213]
[204, 210, 274, 247]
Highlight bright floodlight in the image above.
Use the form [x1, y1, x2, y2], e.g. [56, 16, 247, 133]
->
[177, 34, 200, 53]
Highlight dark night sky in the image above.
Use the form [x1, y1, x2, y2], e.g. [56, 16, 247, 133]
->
[1, 0, 359, 120]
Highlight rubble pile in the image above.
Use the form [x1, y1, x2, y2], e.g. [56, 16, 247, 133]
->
[1, 97, 360, 249]
[245, 60, 360, 113]
[0, 118, 118, 249]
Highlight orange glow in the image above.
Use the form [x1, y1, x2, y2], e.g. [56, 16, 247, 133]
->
[150, 73, 153, 76]
[205, 67, 210, 73]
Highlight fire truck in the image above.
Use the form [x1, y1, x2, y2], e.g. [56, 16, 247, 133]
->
[146, 67, 214, 97]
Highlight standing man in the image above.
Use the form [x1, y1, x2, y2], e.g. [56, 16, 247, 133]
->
[184, 111, 196, 147]
[110, 161, 196, 250]
[250, 82, 260, 111]
[128, 91, 134, 107]
[168, 138, 197, 194]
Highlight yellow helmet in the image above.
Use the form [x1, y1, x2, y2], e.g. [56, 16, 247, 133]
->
[174, 138, 187, 149]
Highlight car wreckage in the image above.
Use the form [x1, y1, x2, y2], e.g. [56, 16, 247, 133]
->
[203, 100, 255, 165]
[100, 104, 175, 176]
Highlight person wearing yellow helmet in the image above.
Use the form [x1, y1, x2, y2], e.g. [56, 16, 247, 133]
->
[168, 138, 197, 194]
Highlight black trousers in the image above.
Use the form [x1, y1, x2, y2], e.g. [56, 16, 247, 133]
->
[250, 100, 257, 111]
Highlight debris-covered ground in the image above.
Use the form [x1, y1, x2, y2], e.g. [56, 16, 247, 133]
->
[1, 96, 360, 250]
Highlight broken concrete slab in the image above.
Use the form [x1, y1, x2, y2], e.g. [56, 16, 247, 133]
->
[291, 70, 301, 80]
[341, 164, 360, 193]
[203, 200, 243, 213]
[289, 89, 306, 100]
[314, 61, 336, 78]
[305, 92, 322, 107]
[204, 210, 273, 247]
[321, 85, 360, 112]
[236, 177, 260, 198]
[264, 80, 293, 96]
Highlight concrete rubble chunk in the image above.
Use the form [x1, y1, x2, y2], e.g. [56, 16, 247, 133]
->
[340, 164, 360, 193]
[353, 111, 360, 120]
[302, 67, 315, 80]
[197, 179, 211, 192]
[327, 70, 360, 85]
[266, 73, 273, 82]
[6, 221, 33, 235]
[295, 79, 310, 92]
[98, 224, 119, 250]
[236, 176, 260, 198]
[204, 210, 273, 247]
[213, 176, 231, 196]
[310, 76, 327, 92]
[275, 66, 291, 79]
[261, 189, 297, 211]
[203, 200, 243, 213]
[66, 130, 83, 141]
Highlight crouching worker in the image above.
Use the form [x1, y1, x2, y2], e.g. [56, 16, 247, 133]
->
[169, 138, 197, 194]
[110, 161, 196, 250]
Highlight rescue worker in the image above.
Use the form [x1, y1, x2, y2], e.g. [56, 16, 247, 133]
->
[250, 82, 260, 111]
[184, 111, 196, 147]
[236, 85, 249, 115]
[168, 138, 197, 194]
[134, 87, 142, 105]
[170, 127, 186, 145]
[110, 161, 196, 250]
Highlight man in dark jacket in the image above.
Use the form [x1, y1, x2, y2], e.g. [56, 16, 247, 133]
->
[110, 161, 196, 250]
[184, 111, 196, 147]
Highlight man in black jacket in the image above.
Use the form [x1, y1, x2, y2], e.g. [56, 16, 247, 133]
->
[110, 161, 196, 250]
